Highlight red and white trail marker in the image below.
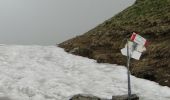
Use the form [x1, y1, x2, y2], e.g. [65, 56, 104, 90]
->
[130, 32, 147, 46]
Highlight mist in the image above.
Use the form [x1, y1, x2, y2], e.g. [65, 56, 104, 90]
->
[0, 0, 135, 45]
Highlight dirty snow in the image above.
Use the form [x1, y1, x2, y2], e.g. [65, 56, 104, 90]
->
[0, 45, 169, 100]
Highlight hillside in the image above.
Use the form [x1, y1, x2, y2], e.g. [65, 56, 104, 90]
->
[59, 0, 170, 87]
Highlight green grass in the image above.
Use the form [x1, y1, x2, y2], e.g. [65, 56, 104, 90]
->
[90, 0, 170, 37]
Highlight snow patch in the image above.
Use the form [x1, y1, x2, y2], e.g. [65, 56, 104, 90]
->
[0, 45, 169, 100]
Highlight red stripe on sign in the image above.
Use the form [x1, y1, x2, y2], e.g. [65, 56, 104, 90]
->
[130, 32, 136, 41]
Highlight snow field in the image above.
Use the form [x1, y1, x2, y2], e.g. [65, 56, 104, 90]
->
[0, 45, 169, 100]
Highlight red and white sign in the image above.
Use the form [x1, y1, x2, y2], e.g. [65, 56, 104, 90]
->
[130, 32, 147, 46]
[120, 32, 148, 60]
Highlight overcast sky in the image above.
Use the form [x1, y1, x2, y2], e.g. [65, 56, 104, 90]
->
[0, 0, 135, 45]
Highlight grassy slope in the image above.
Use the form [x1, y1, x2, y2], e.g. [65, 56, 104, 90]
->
[59, 0, 170, 87]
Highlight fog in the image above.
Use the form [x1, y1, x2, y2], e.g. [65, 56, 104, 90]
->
[0, 0, 135, 45]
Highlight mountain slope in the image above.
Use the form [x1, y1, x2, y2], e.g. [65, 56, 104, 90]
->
[59, 0, 170, 87]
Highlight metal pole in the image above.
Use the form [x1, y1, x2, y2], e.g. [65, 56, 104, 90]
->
[127, 39, 131, 100]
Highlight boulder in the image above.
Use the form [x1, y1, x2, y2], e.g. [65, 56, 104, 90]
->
[70, 94, 110, 100]
[112, 94, 139, 100]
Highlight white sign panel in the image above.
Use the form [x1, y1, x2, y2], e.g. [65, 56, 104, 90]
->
[121, 47, 142, 60]
[136, 44, 146, 52]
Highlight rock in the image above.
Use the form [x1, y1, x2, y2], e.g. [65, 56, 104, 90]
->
[69, 47, 92, 58]
[70, 94, 110, 100]
[69, 47, 79, 53]
[95, 54, 112, 63]
[112, 94, 139, 100]
[70, 94, 139, 100]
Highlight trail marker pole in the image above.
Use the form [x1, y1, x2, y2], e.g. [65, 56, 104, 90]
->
[127, 39, 131, 100]
[126, 40, 137, 100]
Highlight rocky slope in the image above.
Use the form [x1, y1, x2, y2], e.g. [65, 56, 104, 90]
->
[59, 0, 170, 87]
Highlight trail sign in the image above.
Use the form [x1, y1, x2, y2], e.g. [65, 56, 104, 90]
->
[121, 33, 147, 60]
[121, 41, 146, 60]
[120, 32, 148, 100]
[130, 32, 147, 46]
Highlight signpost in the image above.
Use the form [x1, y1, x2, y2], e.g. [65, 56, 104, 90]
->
[121, 32, 147, 100]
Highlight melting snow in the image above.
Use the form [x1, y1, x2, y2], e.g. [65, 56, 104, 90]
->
[0, 45, 169, 100]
